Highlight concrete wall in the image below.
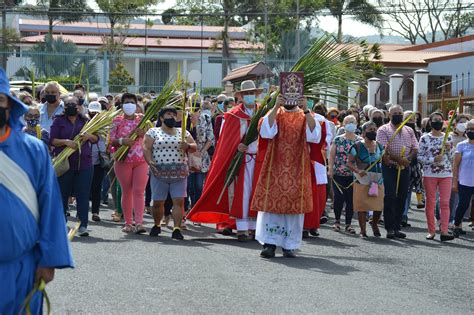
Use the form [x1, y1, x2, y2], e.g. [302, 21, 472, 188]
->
[425, 40, 474, 53]
[428, 56, 474, 95]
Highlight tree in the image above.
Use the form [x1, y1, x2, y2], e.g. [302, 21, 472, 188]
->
[35, 0, 92, 36]
[324, 0, 384, 43]
[1, 0, 23, 69]
[96, 0, 162, 69]
[380, 0, 474, 44]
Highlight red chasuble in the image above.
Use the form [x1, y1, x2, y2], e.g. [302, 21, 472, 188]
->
[304, 119, 328, 229]
[186, 103, 256, 224]
[251, 108, 313, 215]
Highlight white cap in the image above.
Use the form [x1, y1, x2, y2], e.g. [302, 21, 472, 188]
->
[88, 101, 102, 113]
[98, 96, 108, 103]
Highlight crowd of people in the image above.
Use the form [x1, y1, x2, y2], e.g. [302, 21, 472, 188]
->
[6, 76, 474, 254]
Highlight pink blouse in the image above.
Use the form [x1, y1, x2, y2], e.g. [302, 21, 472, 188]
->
[109, 114, 145, 163]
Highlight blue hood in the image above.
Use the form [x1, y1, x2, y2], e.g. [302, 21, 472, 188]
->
[0, 68, 28, 131]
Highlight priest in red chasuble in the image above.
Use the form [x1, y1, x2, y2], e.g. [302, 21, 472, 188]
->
[251, 95, 321, 258]
[186, 80, 261, 241]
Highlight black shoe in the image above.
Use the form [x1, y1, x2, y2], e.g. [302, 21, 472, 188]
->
[237, 234, 248, 242]
[282, 249, 296, 258]
[302, 231, 310, 239]
[222, 227, 233, 236]
[309, 229, 320, 237]
[319, 215, 328, 225]
[453, 228, 465, 238]
[149, 225, 161, 237]
[386, 230, 396, 239]
[91, 214, 101, 222]
[172, 228, 184, 240]
[394, 231, 406, 239]
[440, 234, 455, 242]
[401, 221, 411, 227]
[260, 244, 276, 258]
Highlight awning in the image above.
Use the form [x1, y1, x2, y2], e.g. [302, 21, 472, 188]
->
[222, 61, 274, 83]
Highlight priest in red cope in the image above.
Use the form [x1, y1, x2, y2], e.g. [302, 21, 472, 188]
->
[186, 80, 261, 241]
[303, 103, 334, 238]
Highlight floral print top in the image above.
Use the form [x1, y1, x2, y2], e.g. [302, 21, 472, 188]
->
[109, 114, 145, 163]
[194, 110, 215, 173]
[332, 134, 362, 176]
[418, 132, 454, 178]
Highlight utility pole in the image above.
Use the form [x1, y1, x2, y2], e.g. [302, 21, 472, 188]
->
[296, 0, 300, 59]
[1, 0, 6, 69]
[264, 0, 268, 65]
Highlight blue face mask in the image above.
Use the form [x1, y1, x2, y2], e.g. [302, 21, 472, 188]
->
[217, 102, 224, 112]
[243, 95, 256, 105]
[345, 123, 357, 133]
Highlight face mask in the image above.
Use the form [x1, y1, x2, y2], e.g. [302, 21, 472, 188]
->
[345, 123, 357, 133]
[44, 94, 57, 104]
[26, 119, 39, 128]
[406, 122, 416, 129]
[456, 123, 466, 133]
[65, 106, 78, 117]
[391, 114, 403, 125]
[365, 131, 377, 141]
[372, 117, 383, 127]
[217, 102, 224, 112]
[163, 117, 176, 128]
[243, 95, 256, 105]
[416, 117, 422, 127]
[431, 121, 443, 131]
[78, 98, 85, 106]
[0, 107, 7, 128]
[467, 131, 474, 140]
[283, 105, 296, 111]
[123, 103, 137, 116]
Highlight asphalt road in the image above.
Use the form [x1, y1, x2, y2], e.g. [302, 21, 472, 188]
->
[47, 200, 474, 314]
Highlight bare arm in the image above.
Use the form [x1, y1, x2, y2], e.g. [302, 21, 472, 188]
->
[328, 143, 336, 177]
[142, 134, 155, 166]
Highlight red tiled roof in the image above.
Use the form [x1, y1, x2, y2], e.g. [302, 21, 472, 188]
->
[222, 61, 274, 82]
[21, 34, 262, 50]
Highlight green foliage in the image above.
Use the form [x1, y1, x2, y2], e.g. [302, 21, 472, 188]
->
[201, 87, 223, 96]
[35, 0, 92, 34]
[108, 63, 135, 92]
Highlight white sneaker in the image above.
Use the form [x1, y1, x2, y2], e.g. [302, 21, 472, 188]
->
[78, 226, 89, 237]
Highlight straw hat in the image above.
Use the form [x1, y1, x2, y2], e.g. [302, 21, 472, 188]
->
[234, 80, 263, 98]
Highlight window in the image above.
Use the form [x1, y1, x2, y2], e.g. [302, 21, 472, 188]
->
[139, 60, 169, 93]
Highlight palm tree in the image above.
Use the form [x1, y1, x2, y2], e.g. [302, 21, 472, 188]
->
[324, 0, 384, 42]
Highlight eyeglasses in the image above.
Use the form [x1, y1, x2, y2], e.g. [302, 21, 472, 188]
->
[65, 103, 78, 107]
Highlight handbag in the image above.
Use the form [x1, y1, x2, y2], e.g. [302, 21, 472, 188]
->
[188, 151, 202, 172]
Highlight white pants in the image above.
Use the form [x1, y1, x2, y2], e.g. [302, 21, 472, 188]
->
[255, 211, 304, 250]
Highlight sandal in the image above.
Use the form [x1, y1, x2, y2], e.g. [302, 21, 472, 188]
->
[135, 224, 146, 234]
[332, 222, 341, 232]
[121, 224, 133, 233]
[345, 225, 356, 234]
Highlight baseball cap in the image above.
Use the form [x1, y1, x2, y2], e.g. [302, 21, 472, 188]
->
[98, 96, 108, 103]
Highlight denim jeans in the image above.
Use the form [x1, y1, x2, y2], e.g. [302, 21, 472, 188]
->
[188, 172, 206, 208]
[382, 166, 410, 232]
[58, 167, 93, 228]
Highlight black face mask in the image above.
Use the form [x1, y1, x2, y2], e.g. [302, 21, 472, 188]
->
[431, 121, 443, 131]
[44, 94, 57, 104]
[65, 106, 78, 117]
[0, 107, 8, 128]
[163, 117, 176, 128]
[283, 105, 296, 111]
[365, 131, 377, 141]
[372, 117, 383, 127]
[416, 117, 422, 128]
[467, 131, 474, 140]
[78, 98, 85, 106]
[391, 114, 403, 125]
[406, 122, 416, 129]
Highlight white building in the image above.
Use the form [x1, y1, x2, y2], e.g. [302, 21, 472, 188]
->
[6, 18, 263, 93]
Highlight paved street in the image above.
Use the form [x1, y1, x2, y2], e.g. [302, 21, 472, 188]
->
[48, 201, 474, 314]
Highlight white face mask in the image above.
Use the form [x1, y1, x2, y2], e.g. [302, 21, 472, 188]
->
[456, 123, 466, 133]
[345, 123, 357, 133]
[123, 103, 137, 116]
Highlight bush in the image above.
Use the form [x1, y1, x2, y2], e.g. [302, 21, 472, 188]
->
[201, 87, 223, 96]
[108, 63, 135, 93]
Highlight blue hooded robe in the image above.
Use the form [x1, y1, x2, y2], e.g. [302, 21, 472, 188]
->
[0, 68, 74, 314]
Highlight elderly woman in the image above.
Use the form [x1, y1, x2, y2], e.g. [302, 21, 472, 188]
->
[23, 104, 49, 147]
[110, 93, 148, 234]
[418, 112, 455, 241]
[50, 96, 98, 236]
[452, 119, 474, 237]
[348, 121, 384, 237]
[328, 114, 362, 234]
[143, 107, 197, 240]
[370, 109, 385, 129]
